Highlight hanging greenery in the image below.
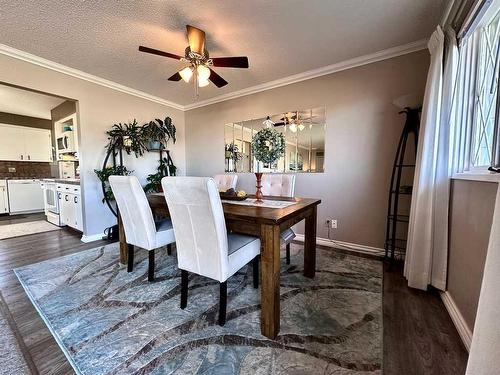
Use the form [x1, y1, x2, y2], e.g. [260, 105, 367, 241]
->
[252, 128, 285, 164]
[105, 120, 148, 157]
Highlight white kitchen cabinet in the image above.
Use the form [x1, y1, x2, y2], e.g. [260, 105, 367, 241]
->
[0, 180, 9, 214]
[23, 128, 53, 162]
[57, 183, 83, 231]
[0, 124, 26, 161]
[0, 123, 52, 162]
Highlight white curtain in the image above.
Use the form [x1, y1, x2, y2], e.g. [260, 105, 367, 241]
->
[466, 185, 500, 374]
[404, 26, 453, 290]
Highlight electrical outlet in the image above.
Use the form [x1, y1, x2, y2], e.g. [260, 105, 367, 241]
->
[326, 219, 338, 229]
[8, 167, 16, 173]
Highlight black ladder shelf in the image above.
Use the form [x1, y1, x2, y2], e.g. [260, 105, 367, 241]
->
[385, 108, 420, 261]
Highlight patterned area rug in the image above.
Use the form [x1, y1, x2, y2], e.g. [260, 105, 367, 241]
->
[0, 220, 61, 240]
[15, 243, 382, 375]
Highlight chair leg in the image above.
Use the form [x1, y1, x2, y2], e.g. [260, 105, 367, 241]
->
[286, 243, 291, 265]
[252, 256, 259, 289]
[148, 250, 155, 282]
[180, 270, 188, 309]
[219, 281, 227, 326]
[127, 244, 134, 272]
[167, 243, 172, 256]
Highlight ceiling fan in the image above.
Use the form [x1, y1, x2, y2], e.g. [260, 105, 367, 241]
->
[266, 111, 319, 132]
[139, 25, 249, 94]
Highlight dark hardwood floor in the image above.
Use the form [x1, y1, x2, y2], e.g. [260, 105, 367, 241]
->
[0, 227, 468, 374]
[383, 262, 468, 374]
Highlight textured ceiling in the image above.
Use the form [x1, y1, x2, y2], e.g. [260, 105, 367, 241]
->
[0, 0, 446, 106]
[0, 84, 65, 119]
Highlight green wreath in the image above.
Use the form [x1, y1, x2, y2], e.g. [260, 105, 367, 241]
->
[252, 128, 285, 164]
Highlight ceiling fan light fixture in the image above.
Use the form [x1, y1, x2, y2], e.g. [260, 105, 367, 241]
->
[263, 116, 275, 128]
[289, 123, 297, 133]
[198, 78, 210, 87]
[197, 64, 211, 81]
[298, 123, 305, 131]
[179, 66, 193, 82]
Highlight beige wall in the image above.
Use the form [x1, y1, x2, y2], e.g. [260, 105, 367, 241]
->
[448, 179, 498, 332]
[0, 54, 186, 237]
[185, 50, 430, 248]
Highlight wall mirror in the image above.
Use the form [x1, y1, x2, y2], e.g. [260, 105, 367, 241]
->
[224, 107, 326, 173]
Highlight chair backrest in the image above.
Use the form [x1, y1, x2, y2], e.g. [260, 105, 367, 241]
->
[213, 174, 238, 192]
[161, 176, 230, 282]
[109, 175, 157, 250]
[260, 174, 296, 197]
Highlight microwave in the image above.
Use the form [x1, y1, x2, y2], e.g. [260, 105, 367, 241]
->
[57, 131, 75, 153]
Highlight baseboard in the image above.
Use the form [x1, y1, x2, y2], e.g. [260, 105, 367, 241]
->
[440, 291, 472, 351]
[294, 234, 385, 257]
[80, 233, 104, 243]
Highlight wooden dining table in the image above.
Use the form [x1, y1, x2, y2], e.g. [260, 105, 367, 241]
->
[118, 194, 321, 339]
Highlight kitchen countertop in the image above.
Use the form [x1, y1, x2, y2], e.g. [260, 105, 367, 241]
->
[41, 178, 81, 186]
[2, 177, 50, 180]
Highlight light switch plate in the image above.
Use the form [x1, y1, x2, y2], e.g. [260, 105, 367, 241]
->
[8, 167, 16, 173]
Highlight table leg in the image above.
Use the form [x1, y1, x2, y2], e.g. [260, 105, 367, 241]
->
[304, 205, 317, 278]
[260, 223, 281, 339]
[118, 213, 128, 265]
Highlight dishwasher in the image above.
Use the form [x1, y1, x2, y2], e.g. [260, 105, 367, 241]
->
[7, 179, 44, 214]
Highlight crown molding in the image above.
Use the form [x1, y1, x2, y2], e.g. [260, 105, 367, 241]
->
[0, 39, 428, 112]
[0, 44, 184, 111]
[184, 38, 428, 111]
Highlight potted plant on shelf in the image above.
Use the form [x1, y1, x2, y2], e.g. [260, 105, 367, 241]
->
[251, 128, 285, 202]
[144, 156, 177, 193]
[142, 117, 176, 151]
[94, 165, 132, 203]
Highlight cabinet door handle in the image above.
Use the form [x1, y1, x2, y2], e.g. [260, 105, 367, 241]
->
[58, 193, 62, 199]
[27, 155, 30, 160]
[65, 195, 69, 201]
[20, 155, 23, 160]
[74, 196, 78, 203]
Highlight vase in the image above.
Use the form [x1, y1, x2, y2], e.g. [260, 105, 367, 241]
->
[255, 172, 263, 203]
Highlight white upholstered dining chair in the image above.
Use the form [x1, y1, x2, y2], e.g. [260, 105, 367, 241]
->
[260, 174, 296, 264]
[213, 174, 238, 192]
[161, 176, 260, 326]
[109, 176, 175, 282]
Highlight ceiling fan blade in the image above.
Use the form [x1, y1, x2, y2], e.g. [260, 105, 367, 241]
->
[138, 46, 182, 60]
[208, 68, 228, 88]
[167, 72, 182, 81]
[186, 25, 206, 55]
[212, 56, 249, 68]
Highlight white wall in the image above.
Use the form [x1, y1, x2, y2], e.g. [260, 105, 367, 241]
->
[185, 51, 429, 248]
[0, 54, 185, 237]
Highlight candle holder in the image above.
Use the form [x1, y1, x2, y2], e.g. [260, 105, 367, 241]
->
[255, 172, 263, 203]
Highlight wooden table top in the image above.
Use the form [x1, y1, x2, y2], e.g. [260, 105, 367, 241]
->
[147, 194, 321, 225]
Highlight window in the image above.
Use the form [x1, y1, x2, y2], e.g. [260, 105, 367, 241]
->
[470, 9, 500, 168]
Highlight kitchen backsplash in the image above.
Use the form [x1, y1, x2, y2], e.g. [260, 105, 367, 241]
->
[0, 161, 53, 178]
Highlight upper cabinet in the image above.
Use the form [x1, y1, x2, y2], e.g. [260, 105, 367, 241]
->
[0, 123, 52, 162]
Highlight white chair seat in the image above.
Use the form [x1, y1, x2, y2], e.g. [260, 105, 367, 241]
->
[281, 228, 296, 244]
[227, 233, 260, 279]
[155, 219, 175, 247]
